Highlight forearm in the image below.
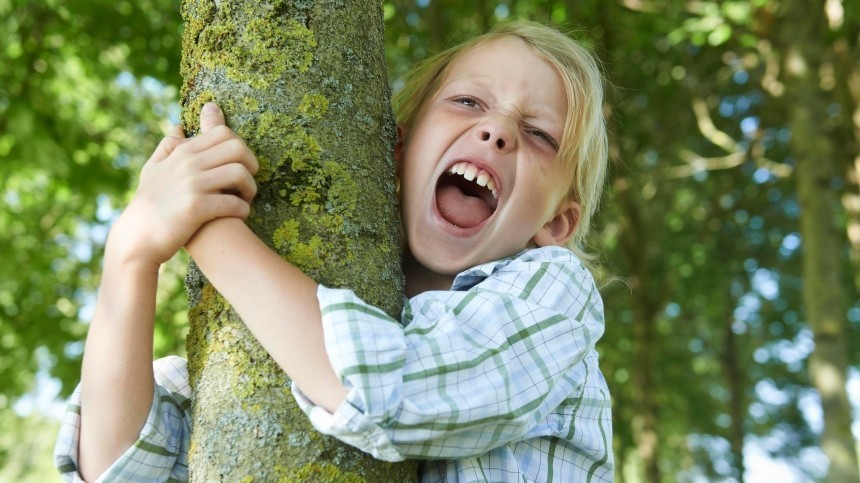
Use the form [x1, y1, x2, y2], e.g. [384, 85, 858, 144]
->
[186, 218, 348, 412]
[78, 235, 159, 481]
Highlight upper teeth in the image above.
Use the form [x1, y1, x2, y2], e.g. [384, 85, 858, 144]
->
[449, 162, 497, 198]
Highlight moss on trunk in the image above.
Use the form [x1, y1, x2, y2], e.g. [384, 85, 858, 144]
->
[179, 0, 416, 480]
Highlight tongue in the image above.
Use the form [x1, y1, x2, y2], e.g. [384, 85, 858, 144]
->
[436, 184, 492, 228]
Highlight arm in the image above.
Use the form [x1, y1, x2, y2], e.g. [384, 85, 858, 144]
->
[184, 218, 349, 412]
[77, 104, 258, 481]
[78, 237, 158, 481]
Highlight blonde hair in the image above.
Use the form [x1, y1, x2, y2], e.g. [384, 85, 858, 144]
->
[392, 21, 608, 268]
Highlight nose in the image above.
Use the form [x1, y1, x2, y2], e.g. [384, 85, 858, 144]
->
[476, 115, 517, 152]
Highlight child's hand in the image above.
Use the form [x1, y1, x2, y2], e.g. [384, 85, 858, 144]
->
[109, 103, 259, 268]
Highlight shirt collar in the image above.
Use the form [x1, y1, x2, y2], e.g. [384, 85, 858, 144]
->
[449, 246, 577, 291]
[449, 248, 528, 291]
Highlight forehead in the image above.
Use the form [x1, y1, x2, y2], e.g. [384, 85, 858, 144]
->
[440, 37, 568, 123]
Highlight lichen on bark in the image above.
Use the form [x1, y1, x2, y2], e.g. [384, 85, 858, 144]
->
[179, 0, 414, 480]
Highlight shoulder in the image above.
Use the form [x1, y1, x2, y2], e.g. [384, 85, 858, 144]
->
[496, 247, 601, 311]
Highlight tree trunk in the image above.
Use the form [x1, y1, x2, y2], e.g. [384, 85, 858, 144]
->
[777, 1, 859, 481]
[596, 1, 662, 479]
[831, 33, 860, 292]
[617, 184, 662, 483]
[179, 0, 417, 480]
[722, 310, 746, 482]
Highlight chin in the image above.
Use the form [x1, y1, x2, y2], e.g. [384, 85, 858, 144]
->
[428, 260, 472, 276]
[407, 242, 473, 276]
[418, 252, 471, 275]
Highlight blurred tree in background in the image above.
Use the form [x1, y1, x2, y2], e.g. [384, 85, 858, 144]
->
[0, 0, 188, 480]
[1, 0, 857, 481]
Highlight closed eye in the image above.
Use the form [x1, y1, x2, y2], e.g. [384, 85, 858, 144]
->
[527, 128, 559, 151]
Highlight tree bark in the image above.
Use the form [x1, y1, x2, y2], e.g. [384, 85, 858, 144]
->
[179, 0, 417, 480]
[777, 1, 859, 481]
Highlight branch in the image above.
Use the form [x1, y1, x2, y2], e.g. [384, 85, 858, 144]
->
[692, 97, 736, 152]
[664, 149, 746, 178]
[663, 147, 792, 179]
[664, 97, 794, 179]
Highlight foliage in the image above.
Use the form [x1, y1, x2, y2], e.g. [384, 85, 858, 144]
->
[0, 0, 185, 398]
[0, 411, 61, 482]
[0, 1, 186, 474]
[2, 0, 857, 481]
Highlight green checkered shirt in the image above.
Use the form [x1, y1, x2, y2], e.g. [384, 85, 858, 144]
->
[55, 247, 613, 482]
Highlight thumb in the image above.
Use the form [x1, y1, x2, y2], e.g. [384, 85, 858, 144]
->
[200, 102, 226, 133]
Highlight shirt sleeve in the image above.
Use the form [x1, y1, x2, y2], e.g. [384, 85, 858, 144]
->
[53, 356, 191, 482]
[293, 249, 606, 462]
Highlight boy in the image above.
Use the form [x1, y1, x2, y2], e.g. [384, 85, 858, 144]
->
[55, 21, 614, 482]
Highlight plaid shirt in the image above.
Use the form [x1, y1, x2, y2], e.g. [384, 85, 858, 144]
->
[55, 246, 613, 482]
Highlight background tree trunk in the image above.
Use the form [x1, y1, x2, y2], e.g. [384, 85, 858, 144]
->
[778, 1, 860, 481]
[179, 0, 417, 480]
[722, 312, 747, 482]
[615, 178, 664, 483]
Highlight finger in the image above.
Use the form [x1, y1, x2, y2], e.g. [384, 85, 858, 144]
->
[211, 174, 257, 205]
[197, 163, 258, 204]
[168, 124, 186, 139]
[175, 123, 234, 155]
[200, 193, 252, 222]
[189, 138, 260, 176]
[223, 174, 257, 205]
[200, 102, 226, 134]
[149, 132, 188, 163]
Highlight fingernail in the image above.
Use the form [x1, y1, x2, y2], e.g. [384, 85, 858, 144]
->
[202, 102, 220, 115]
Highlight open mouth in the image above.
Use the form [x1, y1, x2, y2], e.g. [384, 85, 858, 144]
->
[435, 162, 499, 228]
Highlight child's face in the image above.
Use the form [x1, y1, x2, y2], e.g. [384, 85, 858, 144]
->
[398, 36, 580, 276]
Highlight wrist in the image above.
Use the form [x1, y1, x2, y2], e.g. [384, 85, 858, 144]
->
[103, 227, 162, 275]
[185, 217, 247, 258]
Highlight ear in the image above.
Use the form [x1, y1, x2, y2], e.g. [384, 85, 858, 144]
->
[532, 200, 580, 247]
